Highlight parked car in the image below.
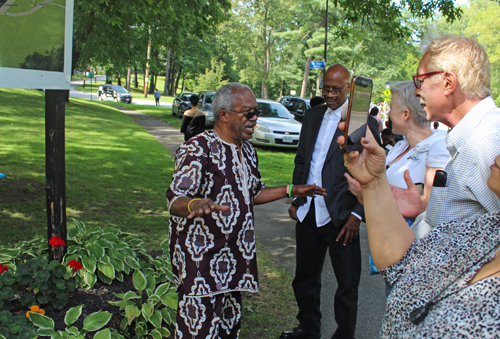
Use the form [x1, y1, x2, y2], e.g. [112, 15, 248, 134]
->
[198, 91, 216, 128]
[251, 99, 302, 148]
[280, 96, 311, 122]
[97, 85, 132, 103]
[172, 92, 196, 118]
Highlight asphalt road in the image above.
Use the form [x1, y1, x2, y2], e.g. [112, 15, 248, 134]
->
[74, 90, 387, 339]
[69, 76, 173, 108]
[254, 201, 386, 339]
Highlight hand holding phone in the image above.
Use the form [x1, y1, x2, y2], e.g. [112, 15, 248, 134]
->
[341, 76, 374, 153]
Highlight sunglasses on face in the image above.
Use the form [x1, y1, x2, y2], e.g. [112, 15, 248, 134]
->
[227, 109, 262, 119]
[412, 71, 444, 89]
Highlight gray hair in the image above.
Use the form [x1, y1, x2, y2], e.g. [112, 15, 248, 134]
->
[212, 83, 253, 123]
[424, 35, 491, 99]
[391, 81, 429, 128]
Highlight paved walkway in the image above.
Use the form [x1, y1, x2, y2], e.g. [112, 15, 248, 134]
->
[114, 106, 386, 338]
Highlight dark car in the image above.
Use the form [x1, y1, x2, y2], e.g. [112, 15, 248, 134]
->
[280, 96, 311, 122]
[172, 92, 196, 118]
[97, 85, 132, 103]
[198, 91, 216, 128]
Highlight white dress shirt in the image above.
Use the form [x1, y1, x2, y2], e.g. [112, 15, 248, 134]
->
[296, 104, 343, 226]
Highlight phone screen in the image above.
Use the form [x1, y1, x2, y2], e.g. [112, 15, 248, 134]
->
[343, 76, 373, 152]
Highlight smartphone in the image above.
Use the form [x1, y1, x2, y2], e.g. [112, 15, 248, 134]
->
[341, 76, 374, 152]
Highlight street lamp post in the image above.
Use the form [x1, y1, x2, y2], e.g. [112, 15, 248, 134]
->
[323, 0, 328, 77]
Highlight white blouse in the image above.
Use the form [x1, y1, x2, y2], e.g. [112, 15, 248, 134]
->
[385, 130, 449, 189]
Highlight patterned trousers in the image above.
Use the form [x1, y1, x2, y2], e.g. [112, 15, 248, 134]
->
[175, 291, 242, 339]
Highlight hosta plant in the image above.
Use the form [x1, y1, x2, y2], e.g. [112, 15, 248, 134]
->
[109, 267, 177, 338]
[0, 237, 47, 273]
[63, 219, 150, 289]
[28, 304, 124, 339]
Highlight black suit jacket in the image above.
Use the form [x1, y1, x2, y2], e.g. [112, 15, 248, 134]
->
[292, 104, 381, 228]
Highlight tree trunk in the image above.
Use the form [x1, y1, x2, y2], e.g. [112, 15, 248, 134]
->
[144, 28, 151, 97]
[301, 55, 313, 98]
[134, 67, 138, 88]
[169, 61, 176, 96]
[174, 65, 183, 96]
[261, 6, 269, 99]
[163, 48, 171, 96]
[127, 67, 131, 91]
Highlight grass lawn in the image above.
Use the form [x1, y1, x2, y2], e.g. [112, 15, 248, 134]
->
[0, 90, 299, 337]
[0, 88, 173, 249]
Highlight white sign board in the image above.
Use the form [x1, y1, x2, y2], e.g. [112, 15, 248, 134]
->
[0, 0, 74, 89]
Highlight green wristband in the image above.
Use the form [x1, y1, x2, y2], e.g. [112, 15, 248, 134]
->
[288, 184, 294, 198]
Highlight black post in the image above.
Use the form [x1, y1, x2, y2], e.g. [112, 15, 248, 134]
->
[323, 0, 328, 77]
[45, 90, 67, 262]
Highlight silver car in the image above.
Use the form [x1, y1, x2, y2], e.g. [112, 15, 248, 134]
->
[251, 99, 302, 148]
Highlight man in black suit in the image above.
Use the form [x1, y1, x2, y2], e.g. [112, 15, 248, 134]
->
[281, 64, 379, 339]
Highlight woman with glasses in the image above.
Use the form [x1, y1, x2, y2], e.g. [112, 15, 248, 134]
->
[345, 81, 450, 279]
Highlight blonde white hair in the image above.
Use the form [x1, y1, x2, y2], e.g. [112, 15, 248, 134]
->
[424, 35, 491, 99]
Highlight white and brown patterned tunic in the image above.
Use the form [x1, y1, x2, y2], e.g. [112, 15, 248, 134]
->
[167, 130, 265, 299]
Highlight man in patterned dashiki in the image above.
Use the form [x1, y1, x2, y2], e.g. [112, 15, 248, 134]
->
[166, 82, 326, 339]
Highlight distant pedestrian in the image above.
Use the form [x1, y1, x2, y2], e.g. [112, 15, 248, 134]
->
[154, 89, 161, 106]
[370, 106, 384, 132]
[381, 128, 395, 153]
[433, 121, 439, 129]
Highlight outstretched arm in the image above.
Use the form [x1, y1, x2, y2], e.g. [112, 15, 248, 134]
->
[337, 122, 415, 269]
[254, 184, 326, 205]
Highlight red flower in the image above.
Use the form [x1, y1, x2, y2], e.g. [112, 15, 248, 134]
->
[67, 259, 83, 271]
[49, 236, 66, 247]
[0, 263, 8, 273]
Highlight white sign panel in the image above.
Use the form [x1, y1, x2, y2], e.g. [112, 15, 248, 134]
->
[0, 0, 74, 89]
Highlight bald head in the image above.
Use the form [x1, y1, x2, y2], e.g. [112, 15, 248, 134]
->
[325, 64, 350, 81]
[322, 64, 351, 110]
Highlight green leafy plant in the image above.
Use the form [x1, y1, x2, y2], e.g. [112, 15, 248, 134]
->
[16, 257, 77, 310]
[29, 304, 124, 339]
[64, 219, 150, 289]
[0, 310, 37, 339]
[0, 270, 17, 311]
[0, 237, 48, 273]
[109, 263, 177, 338]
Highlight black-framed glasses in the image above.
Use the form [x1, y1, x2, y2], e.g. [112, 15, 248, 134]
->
[321, 83, 349, 97]
[412, 71, 444, 89]
[227, 109, 261, 119]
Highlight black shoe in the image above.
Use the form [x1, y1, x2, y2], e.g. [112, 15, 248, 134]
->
[279, 327, 321, 339]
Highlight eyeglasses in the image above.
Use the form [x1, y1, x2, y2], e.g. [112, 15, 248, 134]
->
[227, 109, 262, 119]
[412, 71, 444, 89]
[321, 84, 349, 97]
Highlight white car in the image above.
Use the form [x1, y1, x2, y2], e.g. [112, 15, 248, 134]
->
[251, 99, 302, 148]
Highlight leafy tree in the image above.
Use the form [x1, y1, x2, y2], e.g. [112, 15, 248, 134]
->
[193, 58, 229, 92]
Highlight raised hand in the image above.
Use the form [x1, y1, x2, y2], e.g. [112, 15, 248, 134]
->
[188, 198, 230, 219]
[390, 170, 426, 219]
[337, 121, 386, 186]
